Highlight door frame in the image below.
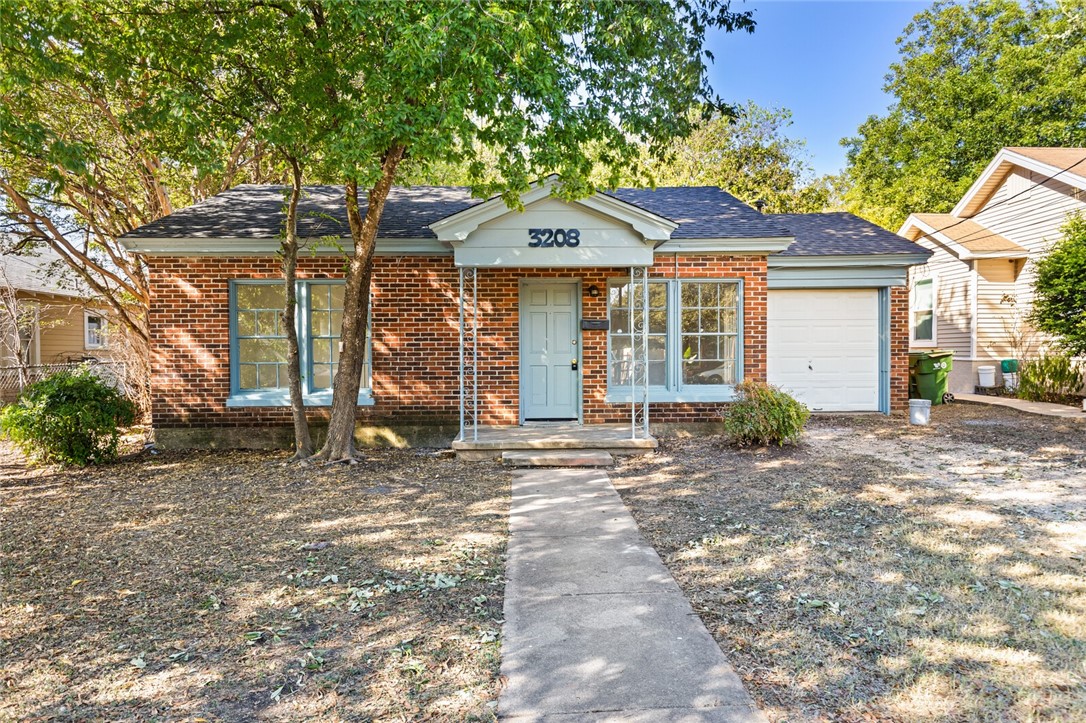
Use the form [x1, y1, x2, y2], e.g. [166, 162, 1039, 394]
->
[518, 278, 583, 425]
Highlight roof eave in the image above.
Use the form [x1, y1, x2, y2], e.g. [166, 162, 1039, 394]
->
[657, 236, 794, 254]
[769, 252, 932, 268]
[121, 236, 449, 256]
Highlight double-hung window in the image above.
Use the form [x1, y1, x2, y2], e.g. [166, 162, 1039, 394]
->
[607, 278, 743, 402]
[228, 280, 372, 407]
[911, 278, 935, 344]
[84, 311, 107, 350]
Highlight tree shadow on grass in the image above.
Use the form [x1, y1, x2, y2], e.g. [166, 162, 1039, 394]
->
[2, 447, 509, 722]
[612, 409, 1085, 721]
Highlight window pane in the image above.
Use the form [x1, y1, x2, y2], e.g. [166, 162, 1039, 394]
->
[239, 338, 287, 364]
[913, 279, 933, 311]
[312, 310, 331, 337]
[311, 285, 331, 310]
[330, 285, 345, 309]
[913, 311, 934, 341]
[237, 284, 284, 311]
[313, 340, 332, 363]
[239, 364, 258, 389]
[312, 364, 332, 390]
[680, 281, 740, 386]
[719, 309, 738, 333]
[608, 281, 668, 389]
[237, 311, 256, 337]
[256, 310, 279, 337]
[649, 310, 667, 334]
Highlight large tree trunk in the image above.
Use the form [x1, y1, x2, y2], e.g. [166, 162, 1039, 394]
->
[281, 157, 313, 460]
[312, 144, 405, 462]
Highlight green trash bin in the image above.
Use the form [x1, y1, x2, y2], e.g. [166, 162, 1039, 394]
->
[908, 350, 954, 405]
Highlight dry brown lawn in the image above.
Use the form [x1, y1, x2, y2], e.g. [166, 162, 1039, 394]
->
[0, 447, 510, 722]
[613, 403, 1085, 722]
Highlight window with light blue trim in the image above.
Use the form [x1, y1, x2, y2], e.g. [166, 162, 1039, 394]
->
[227, 280, 373, 407]
[607, 278, 743, 403]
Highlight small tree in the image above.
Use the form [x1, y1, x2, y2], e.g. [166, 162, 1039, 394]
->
[1031, 214, 1086, 356]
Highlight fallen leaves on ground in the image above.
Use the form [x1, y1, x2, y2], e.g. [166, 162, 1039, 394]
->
[0, 445, 509, 722]
[612, 404, 1085, 722]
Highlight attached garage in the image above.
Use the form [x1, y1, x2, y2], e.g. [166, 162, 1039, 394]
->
[767, 289, 881, 412]
[765, 212, 932, 415]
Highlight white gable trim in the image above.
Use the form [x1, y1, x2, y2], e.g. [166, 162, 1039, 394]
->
[428, 177, 677, 244]
[898, 215, 1028, 261]
[952, 148, 1086, 218]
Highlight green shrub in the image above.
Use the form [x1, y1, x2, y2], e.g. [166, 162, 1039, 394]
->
[1017, 354, 1084, 405]
[0, 368, 137, 466]
[722, 380, 810, 447]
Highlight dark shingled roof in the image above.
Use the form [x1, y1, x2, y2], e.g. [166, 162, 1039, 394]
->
[607, 187, 792, 239]
[123, 183, 792, 241]
[122, 185, 926, 258]
[123, 184, 482, 240]
[770, 212, 929, 257]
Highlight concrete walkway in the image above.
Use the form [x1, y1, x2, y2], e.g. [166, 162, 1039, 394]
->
[956, 392, 1086, 420]
[498, 468, 767, 722]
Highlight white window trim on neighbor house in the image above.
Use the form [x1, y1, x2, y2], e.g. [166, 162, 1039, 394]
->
[226, 280, 374, 408]
[84, 311, 108, 350]
[910, 277, 937, 346]
[605, 277, 744, 403]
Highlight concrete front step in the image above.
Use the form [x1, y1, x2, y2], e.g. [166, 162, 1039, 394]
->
[502, 450, 615, 467]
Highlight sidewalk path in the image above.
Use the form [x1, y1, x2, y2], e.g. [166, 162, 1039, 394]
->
[498, 468, 767, 722]
[955, 392, 1086, 420]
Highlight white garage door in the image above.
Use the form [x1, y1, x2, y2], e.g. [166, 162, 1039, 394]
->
[767, 289, 880, 412]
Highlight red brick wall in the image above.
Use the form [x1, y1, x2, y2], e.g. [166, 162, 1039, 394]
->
[148, 254, 768, 429]
[890, 285, 910, 413]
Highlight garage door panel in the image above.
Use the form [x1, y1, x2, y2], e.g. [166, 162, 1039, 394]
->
[768, 289, 880, 412]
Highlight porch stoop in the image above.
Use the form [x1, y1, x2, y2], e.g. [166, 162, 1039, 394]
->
[451, 423, 657, 461]
[501, 450, 614, 467]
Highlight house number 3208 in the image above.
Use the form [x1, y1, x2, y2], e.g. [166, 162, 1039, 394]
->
[528, 228, 581, 248]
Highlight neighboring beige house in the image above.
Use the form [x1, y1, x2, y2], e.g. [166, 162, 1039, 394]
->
[0, 249, 117, 398]
[899, 147, 1086, 393]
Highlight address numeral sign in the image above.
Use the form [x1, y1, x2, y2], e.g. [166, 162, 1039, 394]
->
[528, 228, 581, 248]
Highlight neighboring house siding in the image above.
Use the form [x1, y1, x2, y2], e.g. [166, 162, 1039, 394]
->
[973, 169, 1086, 304]
[37, 303, 87, 363]
[910, 240, 972, 357]
[975, 259, 1019, 361]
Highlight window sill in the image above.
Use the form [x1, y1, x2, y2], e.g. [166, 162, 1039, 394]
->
[226, 390, 376, 408]
[606, 387, 737, 404]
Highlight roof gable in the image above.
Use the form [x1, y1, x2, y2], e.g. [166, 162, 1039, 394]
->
[899, 212, 1027, 259]
[429, 176, 677, 243]
[953, 147, 1086, 218]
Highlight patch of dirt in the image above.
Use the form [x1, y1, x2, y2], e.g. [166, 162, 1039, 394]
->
[612, 403, 1086, 722]
[0, 445, 510, 722]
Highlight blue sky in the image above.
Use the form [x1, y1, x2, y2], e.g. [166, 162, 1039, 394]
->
[705, 1, 930, 177]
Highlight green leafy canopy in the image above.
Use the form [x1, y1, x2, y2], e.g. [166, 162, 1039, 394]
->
[1031, 213, 1086, 356]
[841, 0, 1086, 230]
[86, 0, 756, 200]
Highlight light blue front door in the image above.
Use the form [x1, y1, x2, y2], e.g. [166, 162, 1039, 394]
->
[521, 282, 579, 421]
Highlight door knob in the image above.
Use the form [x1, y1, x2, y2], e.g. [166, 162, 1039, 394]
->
[571, 359, 578, 371]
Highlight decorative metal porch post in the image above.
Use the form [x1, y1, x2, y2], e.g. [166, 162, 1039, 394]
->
[458, 266, 479, 441]
[629, 266, 650, 440]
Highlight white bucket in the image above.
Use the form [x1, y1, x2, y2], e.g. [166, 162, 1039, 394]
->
[978, 365, 997, 387]
[909, 398, 932, 425]
[1004, 372, 1019, 391]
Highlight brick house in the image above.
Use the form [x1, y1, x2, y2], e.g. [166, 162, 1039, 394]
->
[121, 179, 929, 449]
